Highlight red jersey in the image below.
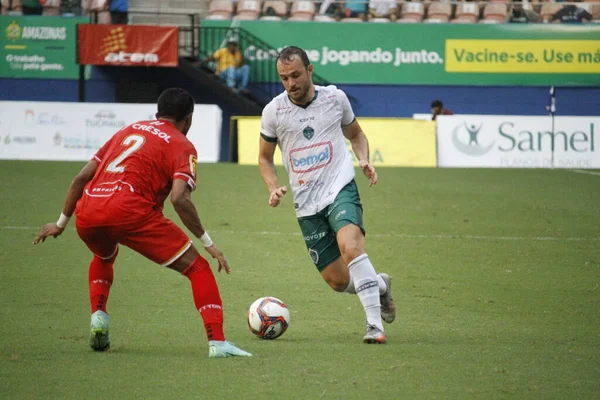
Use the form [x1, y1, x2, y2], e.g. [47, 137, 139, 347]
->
[76, 119, 197, 227]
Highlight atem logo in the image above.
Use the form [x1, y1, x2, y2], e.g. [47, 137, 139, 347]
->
[289, 142, 333, 173]
[105, 51, 159, 63]
[101, 27, 159, 64]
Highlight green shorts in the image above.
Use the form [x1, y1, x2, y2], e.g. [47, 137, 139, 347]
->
[297, 180, 365, 272]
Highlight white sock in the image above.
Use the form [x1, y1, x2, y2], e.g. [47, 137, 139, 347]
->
[376, 274, 387, 295]
[343, 275, 356, 294]
[346, 274, 387, 295]
[348, 253, 383, 330]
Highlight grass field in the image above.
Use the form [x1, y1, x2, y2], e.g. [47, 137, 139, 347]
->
[0, 161, 599, 399]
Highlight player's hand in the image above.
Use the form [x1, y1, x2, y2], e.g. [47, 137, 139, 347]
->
[205, 244, 231, 274]
[269, 186, 288, 207]
[359, 160, 378, 187]
[32, 223, 65, 245]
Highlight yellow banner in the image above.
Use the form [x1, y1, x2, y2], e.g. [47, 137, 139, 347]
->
[236, 117, 437, 167]
[445, 40, 600, 73]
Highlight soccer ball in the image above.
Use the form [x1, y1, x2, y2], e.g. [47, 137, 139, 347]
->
[247, 297, 290, 340]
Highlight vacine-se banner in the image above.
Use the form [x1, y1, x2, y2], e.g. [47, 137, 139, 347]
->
[436, 115, 600, 169]
[201, 21, 600, 86]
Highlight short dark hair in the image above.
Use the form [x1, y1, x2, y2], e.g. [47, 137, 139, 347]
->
[156, 88, 194, 122]
[431, 99, 443, 108]
[277, 46, 310, 69]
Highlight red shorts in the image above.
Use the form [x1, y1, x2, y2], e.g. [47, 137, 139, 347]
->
[76, 212, 192, 267]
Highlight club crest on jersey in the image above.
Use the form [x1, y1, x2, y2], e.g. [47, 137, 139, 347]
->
[303, 126, 315, 140]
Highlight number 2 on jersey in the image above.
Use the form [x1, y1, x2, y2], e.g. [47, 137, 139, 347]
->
[106, 135, 145, 173]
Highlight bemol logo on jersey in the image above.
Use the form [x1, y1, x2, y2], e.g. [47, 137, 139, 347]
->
[289, 142, 333, 173]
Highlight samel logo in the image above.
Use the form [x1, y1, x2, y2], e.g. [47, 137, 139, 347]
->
[101, 27, 159, 64]
[289, 142, 333, 173]
[452, 122, 495, 157]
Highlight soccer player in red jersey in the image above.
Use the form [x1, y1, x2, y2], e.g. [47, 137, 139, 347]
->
[33, 88, 251, 358]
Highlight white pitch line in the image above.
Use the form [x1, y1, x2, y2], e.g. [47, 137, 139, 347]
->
[571, 169, 600, 177]
[5, 226, 599, 242]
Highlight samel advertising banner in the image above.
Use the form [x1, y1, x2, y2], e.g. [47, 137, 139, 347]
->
[78, 25, 179, 67]
[0, 15, 89, 79]
[201, 21, 600, 86]
[234, 117, 437, 167]
[0, 101, 221, 162]
[437, 115, 600, 169]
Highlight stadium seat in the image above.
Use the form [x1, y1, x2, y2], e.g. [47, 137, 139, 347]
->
[312, 14, 335, 22]
[370, 17, 392, 22]
[581, 2, 600, 22]
[233, 0, 262, 20]
[41, 0, 60, 16]
[260, 0, 288, 20]
[452, 2, 479, 23]
[205, 0, 234, 20]
[341, 17, 364, 22]
[397, 1, 425, 23]
[540, 3, 562, 23]
[83, 0, 111, 23]
[424, 2, 452, 23]
[482, 3, 507, 23]
[2, 0, 22, 14]
[288, 1, 316, 20]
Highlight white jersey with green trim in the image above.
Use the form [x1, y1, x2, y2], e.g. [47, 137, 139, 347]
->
[260, 85, 356, 218]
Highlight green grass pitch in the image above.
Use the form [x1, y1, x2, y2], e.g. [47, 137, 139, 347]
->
[0, 161, 598, 399]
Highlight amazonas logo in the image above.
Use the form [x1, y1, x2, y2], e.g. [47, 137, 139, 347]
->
[289, 142, 333, 173]
[452, 122, 495, 157]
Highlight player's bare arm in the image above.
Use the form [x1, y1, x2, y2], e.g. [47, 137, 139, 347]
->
[343, 120, 378, 187]
[171, 179, 230, 274]
[258, 137, 287, 207]
[33, 160, 99, 245]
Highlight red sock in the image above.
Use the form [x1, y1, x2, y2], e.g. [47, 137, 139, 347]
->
[88, 253, 115, 313]
[182, 256, 225, 342]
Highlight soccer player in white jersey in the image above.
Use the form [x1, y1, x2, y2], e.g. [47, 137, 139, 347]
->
[258, 46, 396, 343]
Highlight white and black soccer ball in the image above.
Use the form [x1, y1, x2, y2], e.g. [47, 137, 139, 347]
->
[247, 297, 290, 340]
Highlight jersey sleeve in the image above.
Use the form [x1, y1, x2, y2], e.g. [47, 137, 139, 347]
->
[337, 89, 356, 127]
[92, 134, 116, 163]
[172, 142, 198, 191]
[260, 101, 278, 143]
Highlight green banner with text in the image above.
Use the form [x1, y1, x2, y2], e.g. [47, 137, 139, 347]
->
[1, 15, 89, 79]
[201, 21, 600, 86]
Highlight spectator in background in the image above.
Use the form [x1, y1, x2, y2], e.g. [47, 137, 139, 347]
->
[22, 0, 43, 15]
[105, 0, 128, 24]
[369, 0, 397, 21]
[59, 0, 82, 16]
[200, 39, 251, 94]
[318, 0, 338, 16]
[336, 0, 368, 20]
[509, 2, 540, 23]
[431, 100, 453, 121]
[551, 2, 592, 23]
